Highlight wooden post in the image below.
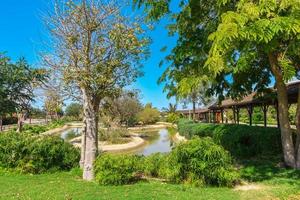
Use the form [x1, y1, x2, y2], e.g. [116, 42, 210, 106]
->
[236, 107, 240, 124]
[221, 109, 224, 123]
[261, 104, 269, 127]
[247, 105, 253, 126]
[232, 107, 236, 124]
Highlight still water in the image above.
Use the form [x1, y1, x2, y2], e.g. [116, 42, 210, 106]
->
[60, 128, 174, 156]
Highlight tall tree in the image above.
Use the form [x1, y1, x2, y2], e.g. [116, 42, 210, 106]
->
[205, 0, 300, 168]
[0, 54, 46, 132]
[135, 0, 300, 168]
[44, 88, 64, 120]
[45, 0, 148, 180]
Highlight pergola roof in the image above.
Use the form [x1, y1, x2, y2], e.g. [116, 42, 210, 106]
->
[209, 81, 300, 110]
[179, 81, 300, 114]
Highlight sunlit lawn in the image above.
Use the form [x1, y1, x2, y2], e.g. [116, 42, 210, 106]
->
[1, 159, 300, 200]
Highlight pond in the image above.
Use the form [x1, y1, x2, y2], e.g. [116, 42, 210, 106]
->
[133, 128, 174, 156]
[60, 127, 82, 140]
[60, 127, 175, 156]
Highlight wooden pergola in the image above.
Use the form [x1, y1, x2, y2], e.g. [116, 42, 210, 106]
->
[179, 81, 300, 127]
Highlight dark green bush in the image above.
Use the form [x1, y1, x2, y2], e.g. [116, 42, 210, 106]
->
[177, 120, 282, 158]
[94, 154, 142, 185]
[0, 132, 80, 173]
[162, 137, 239, 186]
[3, 117, 18, 125]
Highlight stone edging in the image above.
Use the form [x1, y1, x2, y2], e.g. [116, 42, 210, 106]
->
[41, 122, 83, 136]
[174, 132, 187, 142]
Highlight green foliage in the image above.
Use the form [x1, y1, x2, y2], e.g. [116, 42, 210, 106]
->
[142, 153, 166, 177]
[0, 132, 80, 173]
[137, 104, 160, 125]
[100, 90, 142, 127]
[20, 118, 69, 135]
[166, 113, 181, 124]
[98, 128, 130, 144]
[177, 121, 282, 158]
[2, 117, 18, 125]
[94, 154, 142, 185]
[162, 138, 239, 187]
[0, 54, 46, 117]
[65, 103, 82, 119]
[29, 107, 46, 119]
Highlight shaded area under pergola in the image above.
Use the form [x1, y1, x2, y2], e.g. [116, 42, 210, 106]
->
[179, 81, 300, 128]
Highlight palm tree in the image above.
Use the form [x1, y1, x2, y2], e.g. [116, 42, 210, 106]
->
[162, 103, 177, 114]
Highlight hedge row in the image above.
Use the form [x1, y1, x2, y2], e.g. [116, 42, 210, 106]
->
[177, 119, 282, 158]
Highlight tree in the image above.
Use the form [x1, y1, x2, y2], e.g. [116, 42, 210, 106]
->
[0, 54, 46, 132]
[100, 90, 142, 127]
[45, 0, 148, 180]
[65, 103, 83, 119]
[137, 103, 160, 124]
[162, 103, 177, 114]
[135, 0, 300, 168]
[44, 88, 64, 120]
[205, 0, 300, 168]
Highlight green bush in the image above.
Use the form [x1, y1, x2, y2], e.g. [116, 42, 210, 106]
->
[166, 113, 181, 124]
[94, 154, 142, 185]
[2, 117, 18, 125]
[143, 153, 166, 177]
[0, 132, 80, 173]
[20, 118, 70, 135]
[177, 120, 282, 158]
[137, 104, 160, 125]
[162, 137, 239, 186]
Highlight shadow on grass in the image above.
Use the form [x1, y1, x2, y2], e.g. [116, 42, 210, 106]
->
[238, 156, 300, 183]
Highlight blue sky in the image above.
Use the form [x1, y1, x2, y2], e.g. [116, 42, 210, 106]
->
[0, 0, 179, 110]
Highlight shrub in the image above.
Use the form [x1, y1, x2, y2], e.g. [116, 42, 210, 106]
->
[166, 113, 181, 124]
[162, 138, 239, 186]
[143, 153, 166, 177]
[94, 154, 142, 185]
[98, 128, 130, 144]
[2, 117, 18, 125]
[0, 132, 80, 173]
[137, 105, 160, 125]
[177, 120, 282, 158]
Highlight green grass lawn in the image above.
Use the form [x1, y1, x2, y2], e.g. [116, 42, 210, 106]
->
[1, 159, 300, 200]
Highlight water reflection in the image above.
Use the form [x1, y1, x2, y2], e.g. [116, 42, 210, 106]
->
[60, 128, 82, 140]
[60, 127, 175, 156]
[135, 129, 173, 156]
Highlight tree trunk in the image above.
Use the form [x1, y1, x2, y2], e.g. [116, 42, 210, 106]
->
[17, 113, 25, 133]
[295, 84, 300, 168]
[93, 101, 100, 155]
[269, 53, 296, 168]
[192, 101, 196, 121]
[82, 89, 98, 181]
[80, 117, 87, 169]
